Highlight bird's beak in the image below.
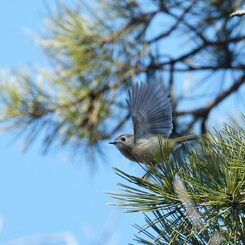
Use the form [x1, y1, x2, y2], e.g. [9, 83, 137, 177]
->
[109, 141, 116, 144]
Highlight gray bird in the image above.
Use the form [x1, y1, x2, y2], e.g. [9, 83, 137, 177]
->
[109, 81, 195, 169]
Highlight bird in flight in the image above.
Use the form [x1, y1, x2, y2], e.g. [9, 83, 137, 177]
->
[109, 81, 195, 176]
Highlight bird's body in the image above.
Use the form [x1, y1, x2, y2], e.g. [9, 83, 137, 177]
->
[115, 134, 164, 163]
[113, 134, 195, 165]
[130, 136, 165, 163]
[109, 81, 195, 170]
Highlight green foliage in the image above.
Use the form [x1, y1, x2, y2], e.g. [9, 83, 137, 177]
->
[0, 2, 142, 154]
[0, 69, 113, 152]
[109, 121, 245, 244]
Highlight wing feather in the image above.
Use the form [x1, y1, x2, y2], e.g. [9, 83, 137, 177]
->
[126, 82, 173, 139]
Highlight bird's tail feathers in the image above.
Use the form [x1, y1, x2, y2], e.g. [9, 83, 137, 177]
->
[172, 135, 197, 144]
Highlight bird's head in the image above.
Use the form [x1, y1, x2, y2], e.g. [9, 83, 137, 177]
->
[109, 134, 134, 150]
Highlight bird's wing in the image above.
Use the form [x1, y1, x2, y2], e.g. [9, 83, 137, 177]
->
[126, 82, 173, 140]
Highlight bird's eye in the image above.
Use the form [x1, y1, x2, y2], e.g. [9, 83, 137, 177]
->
[121, 137, 126, 142]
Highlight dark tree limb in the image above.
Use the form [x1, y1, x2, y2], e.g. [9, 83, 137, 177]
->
[176, 73, 245, 121]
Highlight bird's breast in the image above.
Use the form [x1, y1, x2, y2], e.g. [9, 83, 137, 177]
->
[132, 136, 173, 164]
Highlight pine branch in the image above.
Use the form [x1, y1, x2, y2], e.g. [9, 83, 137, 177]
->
[1, 0, 245, 157]
[176, 73, 245, 117]
[109, 120, 245, 243]
[230, 10, 245, 17]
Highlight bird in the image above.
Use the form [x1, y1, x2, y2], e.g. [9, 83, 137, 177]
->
[109, 81, 196, 175]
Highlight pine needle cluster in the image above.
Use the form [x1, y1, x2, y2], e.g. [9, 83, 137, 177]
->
[110, 121, 245, 244]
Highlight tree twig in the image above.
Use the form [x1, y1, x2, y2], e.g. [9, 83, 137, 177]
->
[176, 73, 245, 118]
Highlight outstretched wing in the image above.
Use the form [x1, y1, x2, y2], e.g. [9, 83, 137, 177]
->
[126, 82, 173, 140]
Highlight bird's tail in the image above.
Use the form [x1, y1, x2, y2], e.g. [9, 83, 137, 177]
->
[172, 135, 198, 144]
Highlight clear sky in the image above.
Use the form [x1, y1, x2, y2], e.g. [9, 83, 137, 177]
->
[0, 1, 143, 244]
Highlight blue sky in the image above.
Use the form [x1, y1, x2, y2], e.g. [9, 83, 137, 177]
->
[0, 1, 245, 245]
[0, 1, 143, 244]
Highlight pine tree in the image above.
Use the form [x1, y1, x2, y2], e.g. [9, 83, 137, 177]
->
[110, 120, 245, 244]
[0, 1, 245, 243]
[0, 1, 244, 160]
